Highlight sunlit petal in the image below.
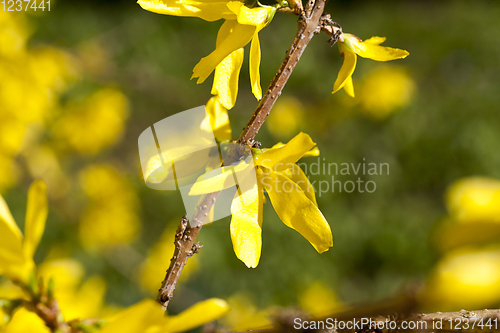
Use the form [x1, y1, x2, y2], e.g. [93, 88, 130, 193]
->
[257, 132, 316, 172]
[164, 298, 231, 332]
[264, 172, 333, 253]
[332, 44, 357, 95]
[230, 181, 263, 268]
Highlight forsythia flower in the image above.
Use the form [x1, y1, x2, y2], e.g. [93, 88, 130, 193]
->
[332, 33, 409, 97]
[190, 133, 332, 268]
[137, 0, 276, 108]
[0, 181, 47, 282]
[100, 298, 230, 333]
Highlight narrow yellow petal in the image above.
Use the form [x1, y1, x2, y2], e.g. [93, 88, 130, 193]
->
[264, 172, 333, 253]
[137, 1, 236, 22]
[356, 43, 409, 61]
[332, 45, 357, 94]
[100, 299, 164, 333]
[249, 31, 262, 100]
[230, 181, 262, 268]
[256, 132, 316, 172]
[0, 194, 25, 279]
[23, 180, 48, 259]
[205, 96, 232, 141]
[212, 48, 244, 109]
[164, 298, 231, 332]
[189, 161, 253, 196]
[192, 23, 254, 84]
[344, 34, 409, 61]
[0, 193, 22, 242]
[343, 75, 355, 97]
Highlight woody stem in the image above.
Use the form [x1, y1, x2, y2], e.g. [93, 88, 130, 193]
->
[155, 0, 328, 311]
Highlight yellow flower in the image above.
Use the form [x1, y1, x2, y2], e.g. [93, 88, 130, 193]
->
[219, 294, 274, 331]
[37, 259, 107, 321]
[0, 181, 47, 282]
[0, 308, 50, 333]
[422, 247, 500, 311]
[298, 282, 343, 318]
[138, 0, 276, 108]
[78, 164, 141, 248]
[433, 177, 500, 252]
[358, 66, 415, 119]
[190, 133, 332, 268]
[332, 33, 409, 97]
[100, 298, 230, 333]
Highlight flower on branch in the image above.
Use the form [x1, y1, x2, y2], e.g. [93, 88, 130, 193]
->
[137, 0, 277, 109]
[189, 132, 333, 268]
[333, 33, 409, 97]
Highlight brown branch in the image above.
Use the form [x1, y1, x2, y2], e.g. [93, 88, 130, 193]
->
[155, 0, 329, 311]
[237, 285, 500, 332]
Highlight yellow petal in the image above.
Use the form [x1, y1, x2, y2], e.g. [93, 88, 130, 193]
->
[0, 194, 25, 279]
[100, 299, 164, 333]
[137, 0, 236, 22]
[256, 132, 316, 172]
[0, 192, 22, 243]
[2, 307, 51, 333]
[230, 180, 263, 268]
[164, 298, 230, 332]
[282, 164, 317, 206]
[343, 75, 355, 97]
[249, 30, 262, 100]
[332, 44, 357, 95]
[212, 48, 244, 110]
[227, 2, 275, 27]
[192, 22, 254, 84]
[204, 96, 232, 141]
[23, 180, 48, 259]
[344, 34, 409, 61]
[189, 161, 254, 196]
[303, 146, 320, 157]
[363, 36, 386, 45]
[263, 172, 332, 253]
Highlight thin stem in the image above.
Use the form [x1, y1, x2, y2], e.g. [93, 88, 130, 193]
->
[155, 0, 329, 311]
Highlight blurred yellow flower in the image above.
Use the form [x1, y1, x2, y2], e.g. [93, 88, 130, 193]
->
[190, 132, 332, 268]
[332, 34, 409, 97]
[138, 0, 276, 108]
[446, 177, 500, 224]
[53, 88, 129, 155]
[38, 259, 107, 321]
[219, 294, 273, 331]
[0, 12, 30, 57]
[358, 66, 415, 119]
[266, 96, 305, 138]
[298, 282, 343, 318]
[0, 181, 47, 282]
[78, 164, 141, 248]
[100, 298, 230, 333]
[139, 227, 198, 294]
[0, 13, 76, 193]
[423, 247, 500, 311]
[434, 177, 500, 252]
[0, 307, 49, 333]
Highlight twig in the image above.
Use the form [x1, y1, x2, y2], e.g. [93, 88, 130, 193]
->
[155, 0, 330, 311]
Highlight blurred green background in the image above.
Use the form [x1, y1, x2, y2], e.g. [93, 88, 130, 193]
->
[2, 0, 500, 328]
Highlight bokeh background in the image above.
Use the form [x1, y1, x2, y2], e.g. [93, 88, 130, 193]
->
[2, 0, 500, 330]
